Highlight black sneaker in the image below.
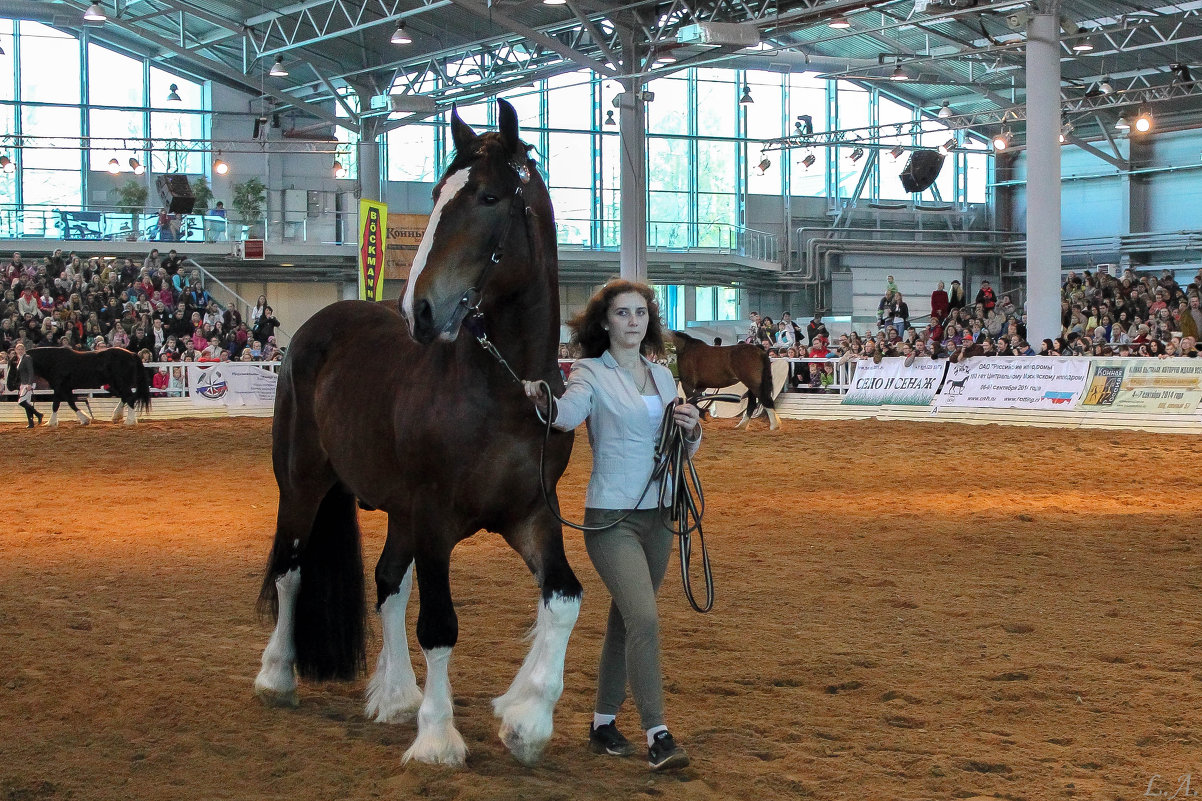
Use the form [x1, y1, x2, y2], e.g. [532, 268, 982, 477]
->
[589, 722, 635, 757]
[647, 730, 690, 771]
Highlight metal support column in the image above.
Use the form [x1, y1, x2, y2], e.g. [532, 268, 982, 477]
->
[1025, 7, 1062, 345]
[357, 116, 383, 203]
[618, 32, 647, 283]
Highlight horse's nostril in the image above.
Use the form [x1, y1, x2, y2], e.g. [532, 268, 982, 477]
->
[413, 299, 435, 343]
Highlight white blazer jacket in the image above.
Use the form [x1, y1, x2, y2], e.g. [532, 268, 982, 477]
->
[552, 349, 701, 510]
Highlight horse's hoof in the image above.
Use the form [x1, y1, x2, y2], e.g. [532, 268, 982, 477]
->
[499, 722, 548, 767]
[402, 726, 468, 767]
[254, 686, 299, 709]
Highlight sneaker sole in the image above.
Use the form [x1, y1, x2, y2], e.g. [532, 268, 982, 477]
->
[589, 740, 635, 757]
[648, 752, 690, 771]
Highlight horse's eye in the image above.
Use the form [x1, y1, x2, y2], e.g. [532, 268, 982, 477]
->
[480, 193, 500, 205]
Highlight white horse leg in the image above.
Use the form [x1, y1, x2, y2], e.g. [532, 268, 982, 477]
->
[83, 398, 95, 422]
[111, 401, 125, 423]
[365, 563, 423, 723]
[766, 407, 781, 431]
[734, 410, 750, 429]
[75, 408, 90, 425]
[254, 568, 301, 707]
[492, 593, 580, 765]
[124, 405, 137, 425]
[47, 410, 58, 427]
[403, 647, 467, 766]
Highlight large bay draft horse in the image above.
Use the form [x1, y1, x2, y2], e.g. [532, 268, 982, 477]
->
[671, 331, 781, 430]
[255, 99, 580, 768]
[4, 346, 150, 425]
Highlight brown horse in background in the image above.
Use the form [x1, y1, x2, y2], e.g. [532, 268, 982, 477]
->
[671, 331, 780, 430]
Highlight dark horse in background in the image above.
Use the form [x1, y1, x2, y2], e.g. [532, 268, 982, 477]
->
[5, 346, 150, 425]
[255, 100, 580, 768]
[671, 331, 780, 430]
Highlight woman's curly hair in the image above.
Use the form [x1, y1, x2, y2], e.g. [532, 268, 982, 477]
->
[567, 279, 664, 360]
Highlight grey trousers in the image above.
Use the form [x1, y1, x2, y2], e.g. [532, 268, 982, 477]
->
[583, 507, 674, 731]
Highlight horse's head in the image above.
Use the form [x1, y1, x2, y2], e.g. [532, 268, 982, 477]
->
[401, 98, 545, 344]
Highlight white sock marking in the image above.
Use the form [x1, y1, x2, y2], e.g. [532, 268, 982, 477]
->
[400, 168, 472, 324]
[366, 563, 422, 723]
[48, 411, 58, 427]
[403, 646, 467, 766]
[254, 568, 301, 701]
[493, 593, 580, 765]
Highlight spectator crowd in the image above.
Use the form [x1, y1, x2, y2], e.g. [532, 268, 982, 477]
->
[2, 248, 284, 394]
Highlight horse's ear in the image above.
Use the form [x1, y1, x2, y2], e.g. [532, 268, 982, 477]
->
[497, 98, 520, 156]
[449, 105, 477, 155]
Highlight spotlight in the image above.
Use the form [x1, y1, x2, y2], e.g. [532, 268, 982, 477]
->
[1134, 111, 1153, 132]
[604, 110, 616, 126]
[1099, 77, 1114, 94]
[0, 155, 12, 173]
[795, 114, 813, 135]
[992, 130, 1012, 151]
[938, 101, 952, 119]
[890, 64, 909, 81]
[828, 15, 850, 29]
[654, 54, 677, 65]
[889, 145, 905, 160]
[1072, 37, 1094, 52]
[333, 160, 347, 178]
[739, 85, 753, 104]
[1115, 113, 1130, 130]
[756, 156, 771, 174]
[83, 3, 106, 22]
[269, 56, 288, 77]
[167, 83, 181, 102]
[1171, 63, 1193, 84]
[106, 157, 120, 175]
[938, 138, 957, 155]
[391, 22, 411, 45]
[128, 157, 144, 175]
[543, 0, 567, 4]
[848, 146, 864, 163]
[801, 153, 816, 169]
[214, 153, 229, 175]
[1059, 122, 1074, 144]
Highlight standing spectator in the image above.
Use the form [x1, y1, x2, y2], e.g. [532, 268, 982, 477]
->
[887, 293, 910, 337]
[252, 306, 281, 343]
[1181, 295, 1202, 341]
[806, 312, 826, 344]
[948, 279, 966, 312]
[13, 342, 43, 427]
[780, 311, 802, 345]
[156, 208, 172, 241]
[250, 294, 269, 328]
[930, 281, 949, 323]
[975, 280, 997, 312]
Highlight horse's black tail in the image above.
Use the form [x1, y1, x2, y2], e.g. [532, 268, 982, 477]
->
[133, 362, 151, 412]
[258, 485, 366, 682]
[759, 352, 776, 410]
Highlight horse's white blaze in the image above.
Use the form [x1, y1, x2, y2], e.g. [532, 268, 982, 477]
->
[403, 647, 467, 766]
[254, 568, 300, 702]
[492, 593, 580, 765]
[400, 168, 473, 324]
[365, 563, 422, 723]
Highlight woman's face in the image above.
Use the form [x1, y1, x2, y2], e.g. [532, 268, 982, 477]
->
[605, 291, 650, 350]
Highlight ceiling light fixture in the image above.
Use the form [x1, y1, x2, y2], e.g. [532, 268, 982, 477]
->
[890, 64, 909, 81]
[333, 160, 348, 178]
[0, 155, 13, 173]
[543, 0, 568, 4]
[106, 157, 120, 174]
[1171, 63, 1193, 84]
[128, 157, 144, 175]
[604, 109, 616, 126]
[756, 156, 771, 174]
[269, 56, 288, 77]
[801, 153, 816, 169]
[938, 137, 957, 155]
[848, 146, 864, 162]
[1059, 122, 1074, 144]
[167, 83, 182, 103]
[1099, 77, 1114, 94]
[0, 44, 6, 57]
[1072, 37, 1094, 52]
[795, 114, 813, 136]
[938, 101, 952, 119]
[739, 85, 753, 104]
[391, 22, 411, 45]
[1115, 113, 1130, 130]
[889, 145, 905, 160]
[992, 130, 1012, 151]
[214, 152, 229, 175]
[828, 15, 850, 29]
[1134, 110, 1153, 132]
[83, 3, 106, 22]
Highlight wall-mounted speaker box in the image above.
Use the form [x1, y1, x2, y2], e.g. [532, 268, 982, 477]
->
[156, 174, 195, 214]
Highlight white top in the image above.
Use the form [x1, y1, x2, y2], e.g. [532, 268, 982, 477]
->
[642, 393, 662, 430]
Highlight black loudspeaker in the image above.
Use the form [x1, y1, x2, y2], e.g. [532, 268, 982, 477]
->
[155, 174, 195, 214]
[899, 149, 945, 193]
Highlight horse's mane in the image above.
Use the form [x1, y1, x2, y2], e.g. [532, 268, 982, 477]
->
[671, 330, 706, 346]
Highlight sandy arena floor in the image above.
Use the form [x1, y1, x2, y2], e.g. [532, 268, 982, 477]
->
[1, 416, 1200, 801]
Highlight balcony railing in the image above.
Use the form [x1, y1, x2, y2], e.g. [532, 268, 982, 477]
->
[555, 218, 779, 262]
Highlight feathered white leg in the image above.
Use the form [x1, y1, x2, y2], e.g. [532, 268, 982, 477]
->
[366, 563, 422, 723]
[254, 568, 301, 707]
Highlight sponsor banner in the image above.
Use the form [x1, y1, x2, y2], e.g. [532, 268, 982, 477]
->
[935, 357, 1090, 409]
[1080, 358, 1202, 414]
[842, 357, 948, 406]
[358, 199, 388, 301]
[187, 364, 278, 407]
[385, 213, 429, 281]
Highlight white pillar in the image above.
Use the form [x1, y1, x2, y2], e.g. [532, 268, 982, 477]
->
[618, 35, 648, 284]
[1025, 10, 1062, 345]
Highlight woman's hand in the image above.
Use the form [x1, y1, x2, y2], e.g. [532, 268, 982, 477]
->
[673, 402, 701, 439]
[522, 380, 549, 408]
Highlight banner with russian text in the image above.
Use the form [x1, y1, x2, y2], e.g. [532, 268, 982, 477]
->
[187, 363, 278, 407]
[935, 357, 1091, 409]
[841, 357, 948, 405]
[1080, 358, 1202, 414]
[385, 213, 428, 281]
[358, 199, 387, 301]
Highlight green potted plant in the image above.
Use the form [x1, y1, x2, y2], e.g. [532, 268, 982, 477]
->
[115, 179, 149, 241]
[231, 177, 267, 238]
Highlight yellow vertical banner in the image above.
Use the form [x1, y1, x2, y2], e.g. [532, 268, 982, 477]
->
[358, 199, 388, 301]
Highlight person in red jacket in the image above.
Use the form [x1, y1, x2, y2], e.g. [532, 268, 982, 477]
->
[930, 281, 950, 323]
[975, 280, 997, 312]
